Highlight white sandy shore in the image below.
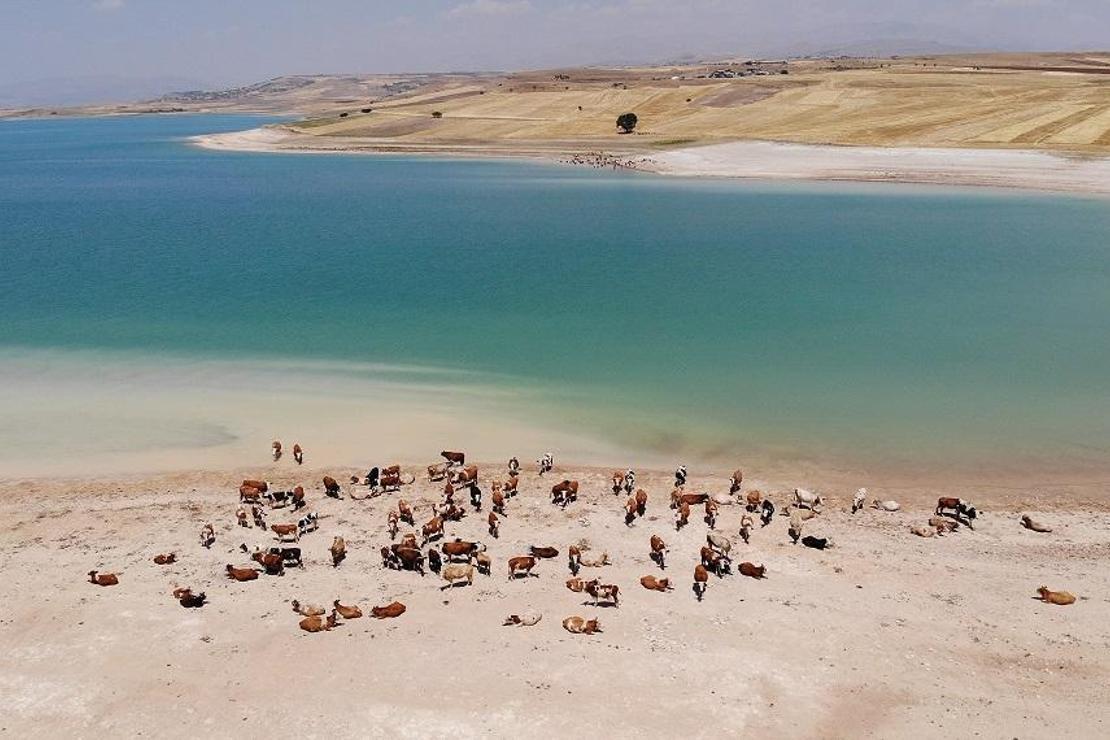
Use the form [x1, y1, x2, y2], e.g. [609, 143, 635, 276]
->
[193, 126, 1110, 195]
[646, 140, 1110, 196]
[3, 464, 1109, 737]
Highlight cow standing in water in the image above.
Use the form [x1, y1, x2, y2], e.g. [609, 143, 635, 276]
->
[272, 441, 283, 461]
[538, 453, 554, 477]
[293, 443, 304, 465]
[674, 465, 688, 488]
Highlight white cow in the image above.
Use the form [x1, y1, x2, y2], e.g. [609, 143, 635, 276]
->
[852, 488, 868, 514]
[793, 488, 823, 512]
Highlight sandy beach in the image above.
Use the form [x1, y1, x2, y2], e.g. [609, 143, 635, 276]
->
[3, 460, 1108, 738]
[192, 125, 1110, 196]
[645, 140, 1110, 196]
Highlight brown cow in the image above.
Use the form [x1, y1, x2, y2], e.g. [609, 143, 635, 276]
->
[225, 564, 260, 582]
[400, 532, 418, 550]
[333, 599, 363, 619]
[739, 514, 754, 544]
[236, 508, 250, 528]
[611, 470, 625, 495]
[562, 616, 602, 634]
[730, 469, 744, 494]
[635, 489, 648, 517]
[242, 479, 269, 493]
[704, 499, 719, 528]
[441, 450, 466, 466]
[492, 488, 506, 515]
[1036, 586, 1076, 605]
[567, 545, 582, 575]
[293, 443, 303, 465]
[88, 571, 118, 586]
[421, 516, 444, 546]
[566, 577, 586, 593]
[624, 496, 638, 526]
[453, 465, 478, 486]
[271, 523, 299, 543]
[442, 538, 485, 562]
[199, 523, 215, 549]
[330, 536, 346, 567]
[153, 553, 176, 565]
[745, 489, 762, 511]
[488, 511, 500, 538]
[291, 485, 305, 510]
[640, 575, 672, 592]
[323, 475, 341, 498]
[738, 561, 766, 579]
[177, 589, 206, 608]
[272, 440, 282, 461]
[391, 545, 425, 575]
[650, 534, 667, 569]
[700, 546, 730, 577]
[371, 601, 407, 619]
[675, 500, 690, 531]
[507, 556, 537, 580]
[693, 563, 709, 601]
[239, 485, 262, 504]
[550, 479, 579, 507]
[387, 510, 400, 540]
[398, 499, 415, 525]
[299, 611, 338, 633]
[503, 477, 519, 497]
[1021, 515, 1052, 533]
[675, 491, 710, 508]
[251, 550, 285, 576]
[530, 546, 559, 559]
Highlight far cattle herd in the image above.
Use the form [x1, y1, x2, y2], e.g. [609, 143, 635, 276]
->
[87, 447, 1077, 634]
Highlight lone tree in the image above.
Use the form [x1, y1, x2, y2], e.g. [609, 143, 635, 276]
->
[616, 112, 638, 134]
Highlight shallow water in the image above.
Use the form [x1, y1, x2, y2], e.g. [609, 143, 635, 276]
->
[1, 114, 1108, 477]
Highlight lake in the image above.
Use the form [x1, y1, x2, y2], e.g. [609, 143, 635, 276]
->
[1, 114, 1108, 479]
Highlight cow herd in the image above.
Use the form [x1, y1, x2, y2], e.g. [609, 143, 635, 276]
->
[83, 449, 1079, 637]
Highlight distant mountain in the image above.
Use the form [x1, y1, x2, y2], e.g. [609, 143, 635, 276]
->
[789, 38, 986, 59]
[0, 75, 213, 107]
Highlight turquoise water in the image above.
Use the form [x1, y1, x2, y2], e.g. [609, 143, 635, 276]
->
[1, 114, 1109, 473]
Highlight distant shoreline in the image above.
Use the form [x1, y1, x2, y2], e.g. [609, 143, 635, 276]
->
[192, 125, 1110, 196]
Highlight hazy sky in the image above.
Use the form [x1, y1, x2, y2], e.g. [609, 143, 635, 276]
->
[2, 0, 1108, 93]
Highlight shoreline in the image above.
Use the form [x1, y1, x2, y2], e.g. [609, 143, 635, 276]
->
[191, 125, 1110, 196]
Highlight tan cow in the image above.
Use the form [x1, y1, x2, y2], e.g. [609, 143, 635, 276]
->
[1036, 587, 1076, 605]
[329, 536, 346, 567]
[299, 611, 338, 633]
[562, 616, 602, 635]
[1021, 515, 1052, 533]
[441, 563, 475, 589]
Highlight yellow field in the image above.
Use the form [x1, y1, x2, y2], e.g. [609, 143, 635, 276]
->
[290, 53, 1110, 153]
